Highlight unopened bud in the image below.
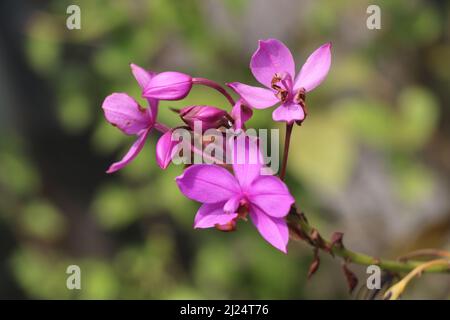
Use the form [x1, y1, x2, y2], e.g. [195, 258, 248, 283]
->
[143, 71, 193, 100]
[180, 105, 231, 131]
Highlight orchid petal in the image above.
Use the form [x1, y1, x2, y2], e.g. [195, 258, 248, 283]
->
[194, 202, 238, 229]
[250, 39, 296, 88]
[227, 82, 278, 109]
[176, 164, 241, 204]
[147, 98, 158, 125]
[248, 175, 294, 218]
[249, 205, 289, 253]
[129, 64, 159, 121]
[156, 130, 180, 169]
[106, 128, 150, 173]
[230, 135, 264, 190]
[231, 100, 253, 130]
[130, 63, 155, 91]
[102, 93, 152, 135]
[272, 102, 305, 123]
[143, 71, 192, 100]
[294, 43, 332, 92]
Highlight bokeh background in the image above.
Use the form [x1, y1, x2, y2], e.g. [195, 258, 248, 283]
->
[0, 0, 449, 299]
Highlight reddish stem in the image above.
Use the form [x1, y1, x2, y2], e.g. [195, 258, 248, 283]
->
[280, 122, 294, 180]
[192, 77, 235, 107]
[154, 122, 170, 133]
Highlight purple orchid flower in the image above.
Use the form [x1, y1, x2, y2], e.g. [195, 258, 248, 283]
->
[228, 39, 331, 123]
[176, 138, 295, 252]
[102, 64, 187, 173]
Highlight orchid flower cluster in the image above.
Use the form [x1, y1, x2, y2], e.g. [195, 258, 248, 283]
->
[102, 39, 332, 253]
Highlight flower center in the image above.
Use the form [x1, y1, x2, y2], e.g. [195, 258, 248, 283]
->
[214, 197, 249, 232]
[237, 199, 250, 221]
[271, 73, 291, 102]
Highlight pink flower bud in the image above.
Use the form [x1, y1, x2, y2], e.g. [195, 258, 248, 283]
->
[179, 105, 231, 131]
[143, 71, 193, 100]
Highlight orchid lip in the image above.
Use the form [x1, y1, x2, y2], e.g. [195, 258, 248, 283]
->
[214, 220, 237, 232]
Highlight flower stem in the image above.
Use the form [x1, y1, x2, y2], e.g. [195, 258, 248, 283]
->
[280, 123, 294, 181]
[384, 259, 450, 300]
[287, 207, 450, 274]
[190, 143, 224, 165]
[398, 248, 450, 261]
[154, 122, 170, 133]
[192, 77, 235, 107]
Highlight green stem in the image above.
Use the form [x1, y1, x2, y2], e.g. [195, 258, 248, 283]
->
[287, 208, 450, 274]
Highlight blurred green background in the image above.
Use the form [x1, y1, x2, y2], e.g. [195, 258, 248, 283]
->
[0, 0, 449, 299]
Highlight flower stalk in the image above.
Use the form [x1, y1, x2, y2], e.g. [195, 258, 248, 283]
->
[287, 207, 450, 274]
[280, 122, 294, 181]
[192, 77, 236, 106]
[384, 259, 450, 300]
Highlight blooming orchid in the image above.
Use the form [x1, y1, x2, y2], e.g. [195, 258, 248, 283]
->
[176, 138, 295, 252]
[102, 91, 155, 173]
[98, 40, 450, 297]
[102, 64, 191, 172]
[228, 39, 331, 123]
[102, 39, 330, 253]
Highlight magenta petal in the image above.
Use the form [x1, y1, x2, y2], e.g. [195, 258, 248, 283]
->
[130, 64, 159, 120]
[176, 164, 241, 203]
[248, 176, 294, 218]
[249, 205, 289, 253]
[102, 93, 152, 135]
[156, 130, 180, 169]
[231, 100, 253, 130]
[143, 71, 192, 100]
[194, 202, 238, 229]
[272, 102, 305, 123]
[227, 82, 278, 109]
[250, 39, 296, 88]
[130, 63, 155, 91]
[147, 98, 159, 125]
[294, 42, 332, 92]
[106, 128, 150, 173]
[230, 135, 264, 190]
